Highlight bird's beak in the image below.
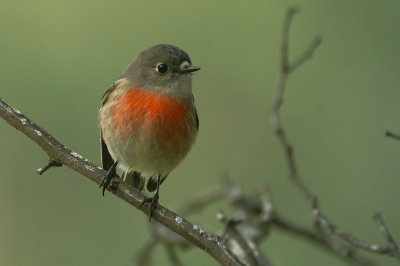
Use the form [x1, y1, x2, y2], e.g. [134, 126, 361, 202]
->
[181, 65, 201, 74]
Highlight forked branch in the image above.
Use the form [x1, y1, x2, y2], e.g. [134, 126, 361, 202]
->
[271, 6, 400, 263]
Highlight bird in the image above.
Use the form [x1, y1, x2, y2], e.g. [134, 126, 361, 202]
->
[98, 44, 200, 219]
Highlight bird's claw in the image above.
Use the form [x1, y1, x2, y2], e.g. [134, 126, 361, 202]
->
[100, 160, 118, 196]
[140, 194, 159, 222]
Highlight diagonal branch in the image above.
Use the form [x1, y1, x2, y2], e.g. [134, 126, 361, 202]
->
[0, 97, 244, 266]
[374, 213, 399, 252]
[270, 6, 400, 263]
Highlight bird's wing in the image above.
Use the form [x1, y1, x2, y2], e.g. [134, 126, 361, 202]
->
[100, 132, 114, 171]
[101, 80, 119, 106]
[100, 81, 120, 170]
[194, 106, 199, 131]
[193, 95, 199, 131]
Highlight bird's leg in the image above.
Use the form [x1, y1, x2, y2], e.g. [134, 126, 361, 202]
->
[140, 175, 161, 222]
[100, 160, 118, 196]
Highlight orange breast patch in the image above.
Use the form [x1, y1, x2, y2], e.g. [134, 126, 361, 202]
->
[112, 87, 191, 143]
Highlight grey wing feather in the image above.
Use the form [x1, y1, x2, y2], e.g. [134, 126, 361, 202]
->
[101, 80, 119, 106]
[194, 106, 199, 131]
[101, 132, 114, 171]
[100, 81, 120, 170]
[192, 95, 199, 131]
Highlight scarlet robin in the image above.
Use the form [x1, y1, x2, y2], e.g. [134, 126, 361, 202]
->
[98, 44, 200, 219]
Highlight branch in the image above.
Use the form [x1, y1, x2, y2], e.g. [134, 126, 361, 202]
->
[374, 213, 399, 253]
[225, 181, 375, 265]
[218, 211, 273, 266]
[0, 97, 244, 266]
[176, 182, 231, 216]
[164, 245, 184, 266]
[386, 130, 400, 141]
[136, 237, 158, 266]
[37, 158, 62, 175]
[138, 181, 273, 265]
[271, 6, 321, 202]
[314, 203, 399, 259]
[270, 6, 400, 263]
[271, 214, 376, 266]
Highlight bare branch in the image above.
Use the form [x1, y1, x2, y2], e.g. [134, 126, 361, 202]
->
[313, 205, 398, 257]
[218, 211, 273, 266]
[272, 214, 376, 266]
[280, 6, 299, 71]
[271, 6, 319, 203]
[176, 183, 231, 216]
[270, 6, 400, 264]
[373, 213, 400, 259]
[259, 186, 274, 225]
[290, 35, 323, 72]
[0, 97, 244, 266]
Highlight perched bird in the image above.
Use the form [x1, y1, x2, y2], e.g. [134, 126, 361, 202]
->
[98, 44, 200, 218]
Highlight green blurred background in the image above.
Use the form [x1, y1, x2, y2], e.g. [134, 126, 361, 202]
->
[1, 0, 399, 265]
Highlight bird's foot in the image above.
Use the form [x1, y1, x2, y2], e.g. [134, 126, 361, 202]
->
[100, 160, 118, 196]
[140, 193, 159, 222]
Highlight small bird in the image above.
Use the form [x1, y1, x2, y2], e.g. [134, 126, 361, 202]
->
[98, 44, 200, 218]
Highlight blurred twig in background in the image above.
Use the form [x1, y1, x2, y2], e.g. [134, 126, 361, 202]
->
[386, 130, 400, 141]
[0, 6, 399, 266]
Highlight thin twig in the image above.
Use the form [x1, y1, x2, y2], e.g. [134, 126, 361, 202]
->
[271, 5, 318, 203]
[314, 205, 397, 257]
[37, 158, 62, 175]
[271, 214, 375, 266]
[386, 130, 400, 141]
[373, 213, 400, 260]
[373, 213, 399, 251]
[176, 183, 231, 216]
[259, 186, 274, 227]
[290, 35, 323, 72]
[0, 97, 244, 266]
[218, 211, 273, 266]
[136, 237, 158, 266]
[164, 245, 184, 266]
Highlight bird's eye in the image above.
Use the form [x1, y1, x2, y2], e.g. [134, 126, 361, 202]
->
[157, 64, 168, 73]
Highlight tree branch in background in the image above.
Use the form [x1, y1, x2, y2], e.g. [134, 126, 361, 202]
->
[271, 6, 322, 203]
[386, 130, 400, 141]
[373, 213, 399, 254]
[138, 178, 375, 265]
[135, 184, 227, 266]
[271, 6, 400, 263]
